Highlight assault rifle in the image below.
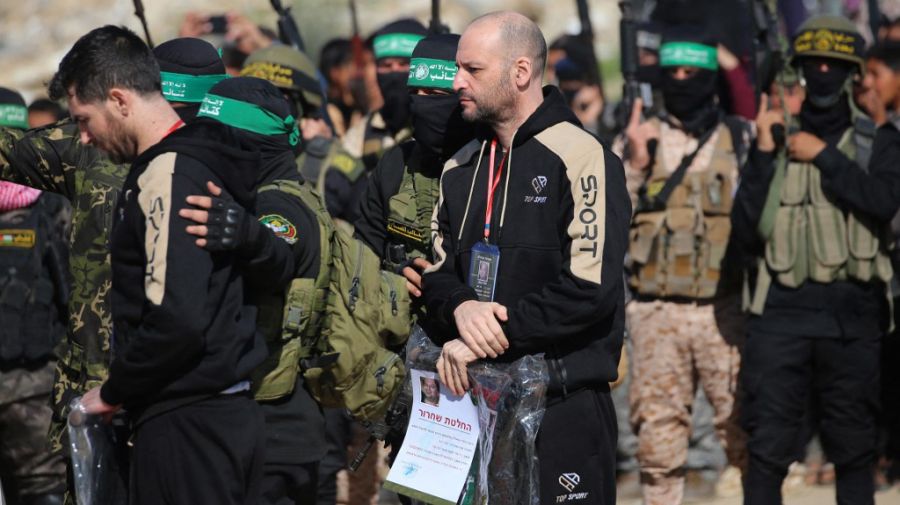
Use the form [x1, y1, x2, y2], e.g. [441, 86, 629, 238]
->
[349, 388, 411, 471]
[270, 0, 306, 52]
[618, 0, 645, 129]
[576, 0, 602, 87]
[132, 0, 154, 48]
[348, 0, 370, 113]
[429, 0, 450, 35]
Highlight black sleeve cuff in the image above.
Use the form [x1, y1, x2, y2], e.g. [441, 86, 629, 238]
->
[236, 217, 265, 259]
[813, 144, 850, 178]
[744, 147, 776, 184]
[441, 286, 480, 326]
[99, 378, 126, 407]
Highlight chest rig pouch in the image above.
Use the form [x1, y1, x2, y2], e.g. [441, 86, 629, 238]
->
[384, 168, 439, 271]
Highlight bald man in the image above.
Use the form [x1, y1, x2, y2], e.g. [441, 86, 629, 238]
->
[421, 11, 631, 505]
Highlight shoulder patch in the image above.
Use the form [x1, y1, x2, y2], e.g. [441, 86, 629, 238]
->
[260, 214, 299, 244]
[0, 229, 35, 248]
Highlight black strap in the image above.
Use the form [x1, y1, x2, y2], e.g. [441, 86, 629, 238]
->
[853, 116, 876, 174]
[637, 124, 719, 213]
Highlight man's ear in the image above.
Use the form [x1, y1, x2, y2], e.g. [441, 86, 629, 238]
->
[107, 88, 131, 118]
[514, 57, 534, 89]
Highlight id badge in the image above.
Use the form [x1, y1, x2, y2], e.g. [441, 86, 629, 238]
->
[468, 241, 501, 302]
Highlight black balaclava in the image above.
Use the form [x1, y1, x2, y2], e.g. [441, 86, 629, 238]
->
[554, 58, 587, 105]
[659, 26, 721, 136]
[798, 59, 854, 145]
[154, 37, 227, 122]
[201, 77, 298, 186]
[406, 33, 473, 161]
[371, 19, 427, 134]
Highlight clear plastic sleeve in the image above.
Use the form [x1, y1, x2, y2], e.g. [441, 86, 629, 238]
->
[67, 397, 128, 505]
[403, 325, 548, 505]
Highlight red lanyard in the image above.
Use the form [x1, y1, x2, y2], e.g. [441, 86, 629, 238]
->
[484, 139, 507, 240]
[163, 119, 185, 138]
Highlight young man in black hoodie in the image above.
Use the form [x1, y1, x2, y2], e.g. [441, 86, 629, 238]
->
[422, 11, 631, 505]
[49, 26, 267, 505]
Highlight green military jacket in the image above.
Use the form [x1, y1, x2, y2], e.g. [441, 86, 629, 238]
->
[0, 120, 128, 451]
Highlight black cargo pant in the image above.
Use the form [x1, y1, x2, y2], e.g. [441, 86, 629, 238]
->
[130, 393, 265, 505]
[741, 325, 881, 505]
[315, 408, 352, 505]
[537, 386, 617, 505]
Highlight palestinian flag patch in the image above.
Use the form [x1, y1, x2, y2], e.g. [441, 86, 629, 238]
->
[259, 214, 298, 245]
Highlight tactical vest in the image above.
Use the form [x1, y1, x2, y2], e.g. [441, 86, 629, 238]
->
[749, 124, 893, 314]
[383, 167, 440, 271]
[628, 119, 741, 299]
[251, 179, 334, 401]
[0, 196, 64, 363]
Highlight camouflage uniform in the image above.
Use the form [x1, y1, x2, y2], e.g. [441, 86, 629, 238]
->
[0, 364, 66, 499]
[0, 120, 128, 454]
[617, 117, 749, 504]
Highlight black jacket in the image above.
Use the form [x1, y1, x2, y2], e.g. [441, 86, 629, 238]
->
[101, 121, 266, 419]
[732, 123, 900, 337]
[422, 88, 631, 395]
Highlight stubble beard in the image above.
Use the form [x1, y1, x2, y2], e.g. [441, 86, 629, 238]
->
[461, 73, 517, 126]
[102, 112, 138, 164]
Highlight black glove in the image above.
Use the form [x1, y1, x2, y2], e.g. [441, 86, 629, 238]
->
[202, 196, 260, 254]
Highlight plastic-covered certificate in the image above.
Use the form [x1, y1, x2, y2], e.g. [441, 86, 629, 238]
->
[384, 369, 481, 505]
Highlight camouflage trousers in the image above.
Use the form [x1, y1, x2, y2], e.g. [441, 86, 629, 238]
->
[627, 297, 747, 505]
[0, 361, 66, 500]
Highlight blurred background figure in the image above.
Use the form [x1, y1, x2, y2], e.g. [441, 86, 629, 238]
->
[25, 100, 66, 130]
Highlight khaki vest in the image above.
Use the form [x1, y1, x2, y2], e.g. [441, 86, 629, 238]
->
[383, 168, 439, 270]
[629, 120, 739, 299]
[749, 128, 893, 314]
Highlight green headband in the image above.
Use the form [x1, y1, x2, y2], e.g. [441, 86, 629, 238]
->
[0, 104, 28, 130]
[660, 42, 718, 71]
[408, 57, 458, 89]
[197, 94, 300, 146]
[374, 33, 425, 59]
[160, 72, 229, 103]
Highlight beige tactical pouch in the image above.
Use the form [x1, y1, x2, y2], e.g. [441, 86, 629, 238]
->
[664, 207, 699, 297]
[766, 206, 808, 288]
[807, 205, 848, 283]
[628, 211, 666, 296]
[700, 172, 734, 215]
[697, 216, 732, 298]
[847, 213, 880, 282]
[780, 162, 809, 206]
